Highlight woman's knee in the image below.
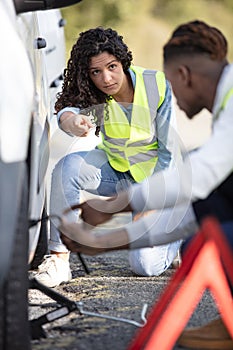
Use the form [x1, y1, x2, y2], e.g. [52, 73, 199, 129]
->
[52, 152, 91, 189]
[52, 153, 81, 177]
[128, 248, 167, 276]
[128, 242, 181, 277]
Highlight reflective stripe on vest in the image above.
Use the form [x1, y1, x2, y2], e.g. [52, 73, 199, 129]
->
[98, 66, 166, 182]
[221, 88, 233, 110]
[215, 87, 233, 121]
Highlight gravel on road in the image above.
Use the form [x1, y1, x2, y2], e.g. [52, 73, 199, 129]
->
[29, 250, 218, 350]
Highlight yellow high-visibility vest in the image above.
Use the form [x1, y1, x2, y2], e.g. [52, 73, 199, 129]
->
[98, 65, 166, 182]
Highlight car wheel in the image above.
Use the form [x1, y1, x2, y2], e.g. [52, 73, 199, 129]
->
[0, 172, 30, 350]
[29, 207, 48, 270]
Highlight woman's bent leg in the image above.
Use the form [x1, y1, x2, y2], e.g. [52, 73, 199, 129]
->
[128, 240, 182, 277]
[35, 148, 134, 287]
[49, 149, 134, 251]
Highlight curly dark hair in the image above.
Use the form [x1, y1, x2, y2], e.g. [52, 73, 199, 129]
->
[163, 20, 228, 63]
[55, 27, 133, 114]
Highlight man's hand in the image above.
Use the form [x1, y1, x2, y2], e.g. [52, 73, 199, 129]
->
[59, 217, 130, 255]
[61, 234, 106, 256]
[60, 112, 94, 137]
[59, 219, 106, 256]
[64, 192, 133, 227]
[64, 198, 115, 227]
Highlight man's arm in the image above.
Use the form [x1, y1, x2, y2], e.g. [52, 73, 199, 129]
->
[59, 202, 197, 256]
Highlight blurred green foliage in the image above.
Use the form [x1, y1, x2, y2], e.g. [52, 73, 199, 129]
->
[61, 0, 133, 41]
[61, 0, 233, 69]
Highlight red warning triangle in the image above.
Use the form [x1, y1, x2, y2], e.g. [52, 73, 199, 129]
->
[128, 216, 233, 350]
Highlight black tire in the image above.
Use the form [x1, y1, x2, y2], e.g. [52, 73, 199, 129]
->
[29, 207, 48, 270]
[0, 172, 30, 350]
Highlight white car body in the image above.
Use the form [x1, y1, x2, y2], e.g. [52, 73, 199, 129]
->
[0, 0, 75, 270]
[0, 2, 82, 349]
[0, 2, 34, 163]
[16, 8, 67, 262]
[17, 9, 67, 261]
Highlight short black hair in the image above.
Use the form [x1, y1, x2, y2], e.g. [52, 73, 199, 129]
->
[163, 20, 228, 63]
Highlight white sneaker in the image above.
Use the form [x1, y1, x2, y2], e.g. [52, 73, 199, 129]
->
[34, 255, 72, 287]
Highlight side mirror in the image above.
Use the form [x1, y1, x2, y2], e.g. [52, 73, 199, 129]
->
[13, 0, 82, 14]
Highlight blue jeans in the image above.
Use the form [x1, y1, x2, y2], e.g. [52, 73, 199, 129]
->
[49, 148, 181, 276]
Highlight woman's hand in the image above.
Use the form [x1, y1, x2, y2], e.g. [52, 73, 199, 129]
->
[60, 112, 94, 137]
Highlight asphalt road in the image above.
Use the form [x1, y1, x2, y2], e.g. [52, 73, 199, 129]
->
[29, 249, 219, 350]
